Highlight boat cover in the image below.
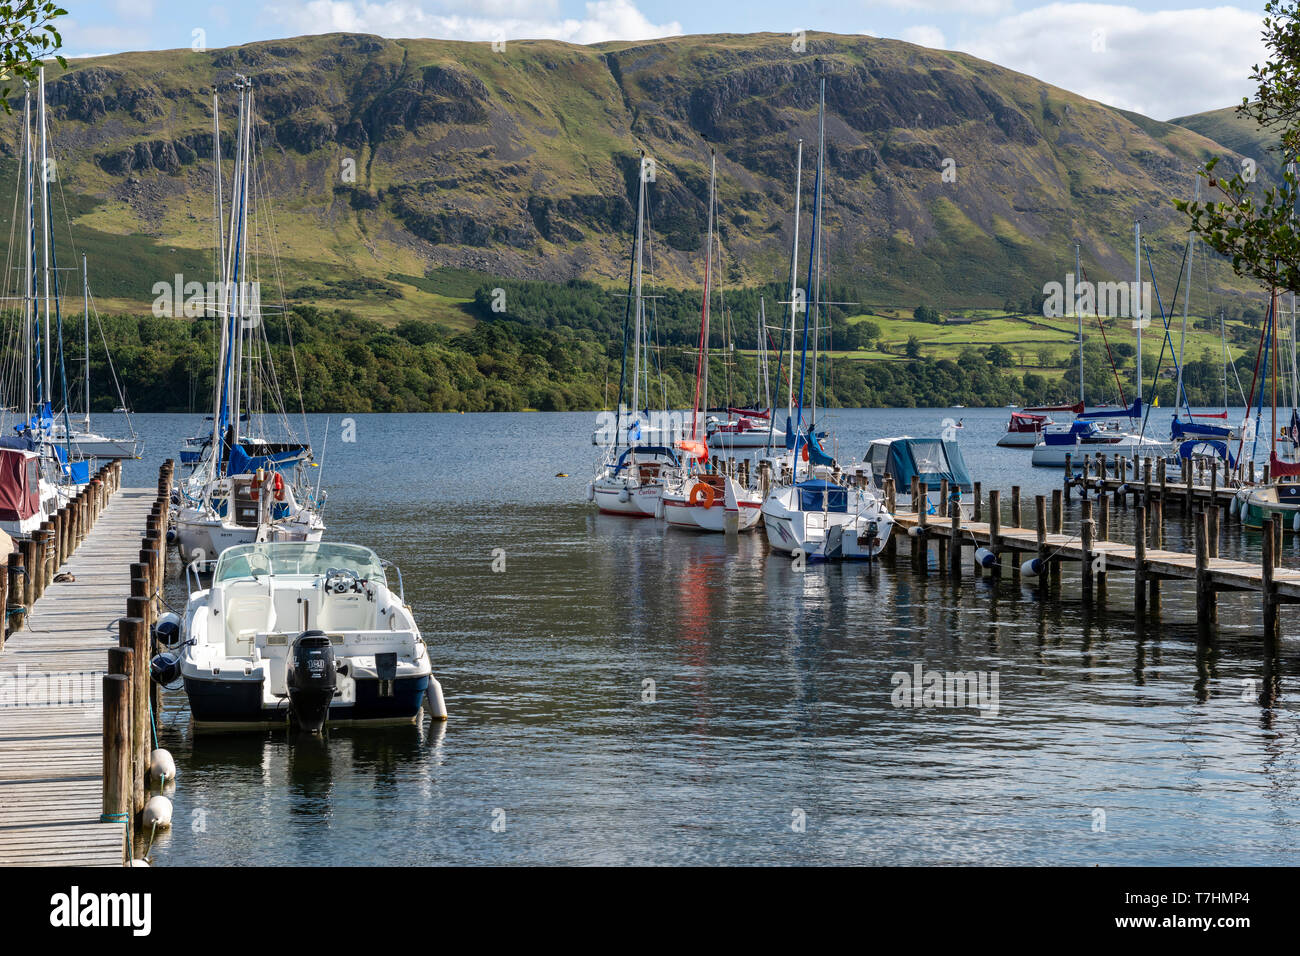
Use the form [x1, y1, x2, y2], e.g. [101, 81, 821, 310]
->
[0, 449, 39, 521]
[876, 438, 974, 492]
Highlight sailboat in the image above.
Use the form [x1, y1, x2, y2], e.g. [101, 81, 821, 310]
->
[1031, 231, 1174, 467]
[173, 79, 325, 566]
[0, 70, 89, 536]
[661, 150, 763, 532]
[46, 254, 142, 459]
[759, 67, 895, 560]
[1237, 286, 1300, 529]
[588, 151, 679, 517]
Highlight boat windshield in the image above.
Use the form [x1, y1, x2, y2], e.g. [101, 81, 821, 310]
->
[213, 542, 387, 585]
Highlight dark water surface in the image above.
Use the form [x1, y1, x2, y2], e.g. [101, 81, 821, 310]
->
[107, 408, 1300, 865]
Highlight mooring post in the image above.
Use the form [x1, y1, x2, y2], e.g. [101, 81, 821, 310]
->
[989, 490, 1001, 579]
[938, 479, 949, 573]
[6, 548, 24, 634]
[1184, 458, 1193, 513]
[973, 481, 982, 523]
[950, 498, 962, 576]
[1263, 517, 1279, 640]
[1036, 494, 1048, 591]
[884, 476, 897, 558]
[1135, 503, 1147, 617]
[31, 527, 48, 601]
[914, 475, 927, 574]
[102, 672, 132, 847]
[1064, 454, 1073, 500]
[1152, 496, 1163, 550]
[1208, 505, 1220, 559]
[119, 616, 149, 818]
[1081, 455, 1091, 498]
[1011, 486, 1022, 528]
[0, 554, 7, 649]
[1195, 509, 1216, 624]
[1116, 457, 1126, 507]
[1081, 499, 1094, 599]
[19, 536, 37, 609]
[1276, 516, 1283, 569]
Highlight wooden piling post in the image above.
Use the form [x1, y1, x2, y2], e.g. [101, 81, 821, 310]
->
[119, 616, 149, 817]
[1208, 506, 1219, 559]
[102, 672, 132, 845]
[1036, 494, 1048, 590]
[6, 548, 24, 634]
[0, 554, 6, 649]
[1264, 517, 1279, 640]
[1081, 499, 1094, 599]
[988, 490, 1001, 579]
[884, 477, 897, 558]
[938, 479, 949, 572]
[1134, 503, 1147, 617]
[1064, 454, 1073, 499]
[912, 475, 925, 572]
[19, 537, 37, 609]
[31, 527, 48, 601]
[1011, 486, 1022, 529]
[1195, 509, 1216, 624]
[950, 497, 962, 576]
[973, 481, 982, 523]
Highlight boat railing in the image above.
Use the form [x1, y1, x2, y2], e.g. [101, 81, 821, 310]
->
[380, 558, 405, 603]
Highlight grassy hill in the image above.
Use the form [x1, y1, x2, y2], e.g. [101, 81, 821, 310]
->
[0, 29, 1271, 325]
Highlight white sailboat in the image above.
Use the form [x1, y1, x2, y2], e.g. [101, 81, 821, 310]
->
[760, 68, 895, 560]
[174, 79, 325, 566]
[589, 150, 675, 518]
[661, 149, 763, 532]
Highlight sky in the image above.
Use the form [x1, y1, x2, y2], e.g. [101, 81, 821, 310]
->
[65, 0, 1273, 120]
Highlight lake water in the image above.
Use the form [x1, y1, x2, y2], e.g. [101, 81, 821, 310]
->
[108, 408, 1300, 865]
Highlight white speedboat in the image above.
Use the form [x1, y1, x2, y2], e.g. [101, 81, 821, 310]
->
[762, 475, 894, 560]
[47, 426, 140, 459]
[171, 541, 444, 730]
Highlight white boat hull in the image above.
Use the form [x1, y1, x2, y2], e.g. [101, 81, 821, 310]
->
[662, 477, 762, 532]
[760, 484, 895, 560]
[996, 431, 1040, 448]
[1030, 438, 1173, 467]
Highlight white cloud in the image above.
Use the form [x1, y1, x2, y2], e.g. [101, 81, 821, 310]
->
[956, 4, 1266, 119]
[900, 25, 946, 49]
[876, 0, 1015, 14]
[263, 0, 682, 44]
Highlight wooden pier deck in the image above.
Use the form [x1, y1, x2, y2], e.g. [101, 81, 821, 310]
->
[0, 486, 155, 866]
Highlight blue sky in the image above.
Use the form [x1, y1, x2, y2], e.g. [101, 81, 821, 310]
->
[66, 1, 1271, 119]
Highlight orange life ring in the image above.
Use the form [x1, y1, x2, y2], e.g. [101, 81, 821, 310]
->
[689, 482, 716, 508]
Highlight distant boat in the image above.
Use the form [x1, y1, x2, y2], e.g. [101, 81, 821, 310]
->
[998, 411, 1050, 448]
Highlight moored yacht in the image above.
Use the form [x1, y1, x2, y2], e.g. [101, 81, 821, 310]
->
[172, 541, 444, 730]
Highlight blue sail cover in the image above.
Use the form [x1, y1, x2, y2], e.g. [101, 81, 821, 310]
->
[1079, 398, 1141, 420]
[227, 443, 310, 476]
[1171, 416, 1232, 440]
[1178, 440, 1234, 467]
[12, 402, 53, 437]
[806, 429, 835, 466]
[796, 479, 848, 513]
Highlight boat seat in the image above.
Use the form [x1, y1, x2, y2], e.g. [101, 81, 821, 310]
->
[223, 581, 274, 655]
[316, 591, 373, 632]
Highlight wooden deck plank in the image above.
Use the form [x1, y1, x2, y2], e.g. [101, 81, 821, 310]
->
[0, 487, 153, 868]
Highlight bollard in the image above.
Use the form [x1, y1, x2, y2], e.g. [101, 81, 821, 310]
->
[102, 673, 132, 842]
[989, 490, 1001, 579]
[1135, 503, 1147, 617]
[1195, 510, 1215, 624]
[1081, 500, 1094, 599]
[1263, 517, 1279, 640]
[120, 617, 150, 817]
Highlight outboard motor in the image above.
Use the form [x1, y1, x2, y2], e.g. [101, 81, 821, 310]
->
[286, 630, 336, 734]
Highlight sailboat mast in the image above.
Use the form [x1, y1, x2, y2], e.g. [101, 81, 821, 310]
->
[759, 297, 770, 411]
[630, 148, 645, 419]
[1134, 220, 1142, 408]
[22, 84, 32, 422]
[1074, 242, 1083, 404]
[786, 139, 803, 418]
[38, 66, 50, 405]
[692, 150, 715, 440]
[231, 85, 253, 447]
[213, 92, 225, 305]
[1273, 285, 1279, 462]
[1176, 179, 1198, 411]
[82, 254, 89, 429]
[809, 78, 826, 419]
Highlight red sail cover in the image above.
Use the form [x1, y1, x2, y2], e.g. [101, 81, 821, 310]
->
[0, 449, 38, 521]
[1270, 452, 1300, 478]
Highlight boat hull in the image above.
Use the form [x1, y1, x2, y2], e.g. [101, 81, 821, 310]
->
[1031, 438, 1173, 467]
[175, 512, 325, 565]
[996, 431, 1040, 448]
[184, 673, 429, 727]
[761, 486, 895, 560]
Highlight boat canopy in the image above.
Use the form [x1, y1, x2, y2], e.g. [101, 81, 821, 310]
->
[865, 437, 973, 493]
[51, 445, 90, 484]
[1041, 420, 1103, 445]
[0, 449, 39, 522]
[226, 440, 311, 477]
[795, 479, 848, 513]
[612, 445, 680, 472]
[214, 541, 386, 585]
[1178, 440, 1235, 467]
[1270, 451, 1300, 479]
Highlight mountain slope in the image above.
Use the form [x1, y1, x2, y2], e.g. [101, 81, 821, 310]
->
[5, 31, 1262, 317]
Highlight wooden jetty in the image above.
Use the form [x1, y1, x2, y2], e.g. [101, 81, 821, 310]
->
[883, 460, 1299, 638]
[0, 461, 171, 867]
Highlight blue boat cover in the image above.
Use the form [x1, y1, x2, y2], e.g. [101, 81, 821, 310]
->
[1171, 416, 1232, 440]
[227, 442, 310, 476]
[613, 445, 680, 472]
[796, 479, 848, 513]
[63, 459, 90, 483]
[1177, 440, 1235, 467]
[884, 438, 974, 492]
